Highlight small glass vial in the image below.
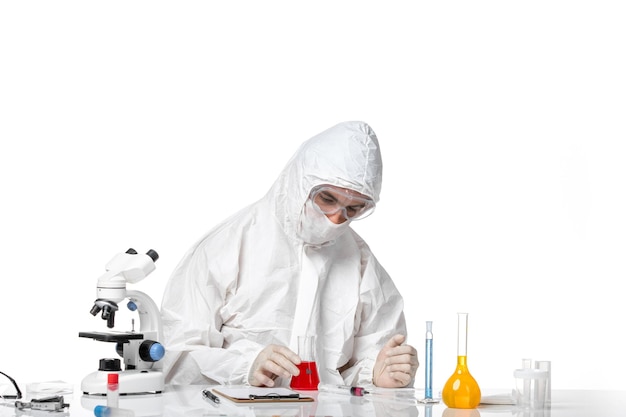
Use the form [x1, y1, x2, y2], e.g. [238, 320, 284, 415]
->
[107, 373, 119, 408]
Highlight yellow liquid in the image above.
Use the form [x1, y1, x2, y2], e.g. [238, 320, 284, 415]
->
[442, 356, 481, 409]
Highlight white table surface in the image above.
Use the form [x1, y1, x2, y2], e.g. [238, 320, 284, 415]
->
[1, 385, 625, 417]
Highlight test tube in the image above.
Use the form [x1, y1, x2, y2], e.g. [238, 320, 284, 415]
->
[94, 405, 135, 417]
[535, 360, 551, 407]
[522, 359, 532, 407]
[107, 373, 119, 408]
[425, 321, 433, 399]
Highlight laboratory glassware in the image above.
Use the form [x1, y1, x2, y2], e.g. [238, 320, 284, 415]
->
[290, 335, 320, 390]
[425, 321, 434, 399]
[535, 360, 551, 407]
[107, 373, 119, 408]
[442, 313, 481, 408]
[418, 320, 440, 404]
[514, 359, 549, 409]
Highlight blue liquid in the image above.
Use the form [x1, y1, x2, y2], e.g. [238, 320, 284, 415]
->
[425, 338, 433, 398]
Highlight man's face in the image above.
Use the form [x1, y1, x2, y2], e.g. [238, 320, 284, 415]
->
[310, 185, 375, 224]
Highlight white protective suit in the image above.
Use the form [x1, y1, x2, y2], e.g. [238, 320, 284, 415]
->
[160, 121, 408, 387]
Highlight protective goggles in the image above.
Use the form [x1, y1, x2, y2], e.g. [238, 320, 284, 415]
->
[309, 186, 375, 221]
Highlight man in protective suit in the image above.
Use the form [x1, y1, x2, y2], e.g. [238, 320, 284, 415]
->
[161, 121, 418, 388]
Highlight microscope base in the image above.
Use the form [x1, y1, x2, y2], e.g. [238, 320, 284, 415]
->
[81, 369, 164, 395]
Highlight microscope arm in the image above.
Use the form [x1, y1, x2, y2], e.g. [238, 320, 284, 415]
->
[126, 290, 163, 343]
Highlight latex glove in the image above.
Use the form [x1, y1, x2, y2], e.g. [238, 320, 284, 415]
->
[373, 334, 419, 388]
[248, 344, 301, 387]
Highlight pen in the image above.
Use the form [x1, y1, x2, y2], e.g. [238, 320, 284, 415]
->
[318, 384, 370, 397]
[202, 389, 221, 405]
[249, 393, 300, 400]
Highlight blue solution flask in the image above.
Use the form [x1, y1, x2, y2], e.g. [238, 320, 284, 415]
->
[425, 321, 433, 399]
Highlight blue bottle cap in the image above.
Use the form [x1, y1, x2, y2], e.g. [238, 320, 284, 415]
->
[94, 405, 110, 417]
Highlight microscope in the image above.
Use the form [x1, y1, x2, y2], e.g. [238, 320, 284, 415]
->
[79, 248, 165, 395]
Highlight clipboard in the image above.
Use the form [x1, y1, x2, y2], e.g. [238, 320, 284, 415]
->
[212, 387, 314, 403]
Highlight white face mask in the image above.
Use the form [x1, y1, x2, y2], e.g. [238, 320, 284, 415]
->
[297, 199, 351, 245]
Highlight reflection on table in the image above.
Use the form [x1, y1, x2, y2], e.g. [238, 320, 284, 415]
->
[2, 386, 625, 417]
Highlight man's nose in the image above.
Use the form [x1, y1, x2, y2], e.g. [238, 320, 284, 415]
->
[326, 211, 348, 224]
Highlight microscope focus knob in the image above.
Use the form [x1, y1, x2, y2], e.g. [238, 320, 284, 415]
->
[139, 340, 165, 362]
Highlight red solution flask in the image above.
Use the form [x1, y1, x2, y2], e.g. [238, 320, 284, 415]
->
[290, 336, 320, 390]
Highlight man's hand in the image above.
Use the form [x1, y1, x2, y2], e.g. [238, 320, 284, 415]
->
[248, 344, 301, 387]
[373, 334, 419, 388]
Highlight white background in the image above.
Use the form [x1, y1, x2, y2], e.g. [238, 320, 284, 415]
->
[1, 1, 624, 394]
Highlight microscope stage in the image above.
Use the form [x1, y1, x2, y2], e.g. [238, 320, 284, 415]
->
[79, 331, 145, 342]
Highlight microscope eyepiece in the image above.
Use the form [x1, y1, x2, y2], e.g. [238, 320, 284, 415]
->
[124, 247, 158, 262]
[146, 249, 159, 262]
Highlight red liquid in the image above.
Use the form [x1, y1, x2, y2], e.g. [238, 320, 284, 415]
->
[290, 361, 320, 390]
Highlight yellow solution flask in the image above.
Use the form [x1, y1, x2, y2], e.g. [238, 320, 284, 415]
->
[442, 312, 481, 409]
